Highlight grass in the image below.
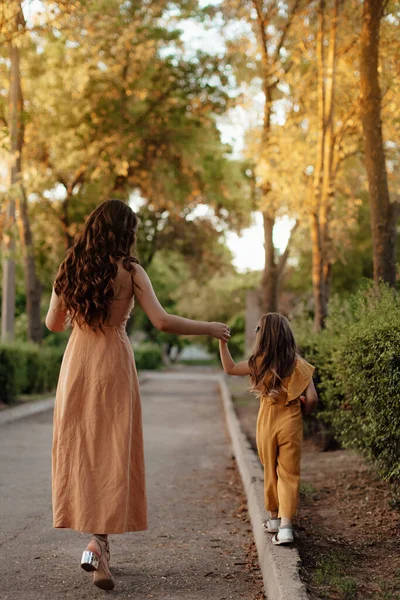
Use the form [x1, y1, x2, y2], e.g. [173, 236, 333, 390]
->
[372, 574, 400, 600]
[19, 391, 56, 401]
[177, 358, 219, 366]
[313, 549, 358, 600]
[299, 481, 317, 496]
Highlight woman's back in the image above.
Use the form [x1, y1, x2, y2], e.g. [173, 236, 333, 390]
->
[74, 260, 136, 331]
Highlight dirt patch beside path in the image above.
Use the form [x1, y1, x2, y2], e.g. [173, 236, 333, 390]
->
[297, 439, 400, 600]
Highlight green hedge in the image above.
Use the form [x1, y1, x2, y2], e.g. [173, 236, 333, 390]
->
[0, 342, 64, 403]
[0, 339, 163, 404]
[294, 283, 400, 493]
[134, 343, 163, 370]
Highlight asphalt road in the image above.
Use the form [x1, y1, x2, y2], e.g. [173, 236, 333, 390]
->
[0, 371, 263, 600]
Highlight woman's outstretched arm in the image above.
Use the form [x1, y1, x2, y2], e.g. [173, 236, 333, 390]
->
[219, 340, 250, 376]
[133, 265, 230, 341]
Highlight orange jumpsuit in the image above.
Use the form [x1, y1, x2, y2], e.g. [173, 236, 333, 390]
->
[256, 356, 315, 520]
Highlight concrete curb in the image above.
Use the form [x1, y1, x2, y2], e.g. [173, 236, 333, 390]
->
[0, 397, 55, 426]
[218, 376, 310, 600]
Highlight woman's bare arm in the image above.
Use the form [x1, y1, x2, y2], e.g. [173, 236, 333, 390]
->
[45, 288, 71, 332]
[133, 265, 230, 340]
[219, 340, 250, 376]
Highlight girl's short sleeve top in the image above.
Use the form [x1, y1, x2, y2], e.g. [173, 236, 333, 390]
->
[284, 355, 315, 403]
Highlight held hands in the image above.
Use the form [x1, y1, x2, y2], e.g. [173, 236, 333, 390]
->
[210, 322, 231, 342]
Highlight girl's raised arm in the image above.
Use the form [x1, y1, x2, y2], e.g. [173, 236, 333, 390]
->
[301, 379, 318, 416]
[133, 264, 230, 340]
[219, 339, 250, 376]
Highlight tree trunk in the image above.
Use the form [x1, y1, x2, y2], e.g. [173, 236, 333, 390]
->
[17, 186, 43, 343]
[1, 33, 22, 341]
[261, 212, 278, 312]
[311, 0, 339, 331]
[60, 196, 73, 251]
[360, 0, 396, 285]
[310, 211, 326, 330]
[252, 0, 302, 314]
[260, 212, 298, 314]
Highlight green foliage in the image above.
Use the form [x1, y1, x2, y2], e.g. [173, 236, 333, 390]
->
[18, 0, 252, 287]
[42, 328, 70, 349]
[0, 343, 26, 404]
[227, 313, 246, 359]
[293, 283, 400, 493]
[208, 312, 245, 361]
[133, 343, 163, 371]
[0, 337, 162, 404]
[174, 270, 259, 323]
[131, 249, 191, 345]
[314, 548, 358, 599]
[0, 341, 64, 403]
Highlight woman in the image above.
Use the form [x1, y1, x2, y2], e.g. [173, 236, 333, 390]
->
[45, 199, 231, 590]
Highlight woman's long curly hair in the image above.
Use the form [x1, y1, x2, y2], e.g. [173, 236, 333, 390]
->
[54, 199, 140, 334]
[248, 313, 298, 398]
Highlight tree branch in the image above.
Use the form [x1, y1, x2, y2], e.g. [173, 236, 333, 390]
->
[273, 0, 302, 63]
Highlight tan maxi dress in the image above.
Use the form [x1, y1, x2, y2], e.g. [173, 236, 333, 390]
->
[51, 269, 147, 534]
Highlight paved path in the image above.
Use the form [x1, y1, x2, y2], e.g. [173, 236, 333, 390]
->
[0, 371, 263, 600]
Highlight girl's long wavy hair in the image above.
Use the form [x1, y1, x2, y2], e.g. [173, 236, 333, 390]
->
[54, 199, 139, 334]
[248, 313, 298, 398]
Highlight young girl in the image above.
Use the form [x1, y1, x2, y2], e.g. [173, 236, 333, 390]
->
[219, 312, 318, 545]
[45, 199, 231, 590]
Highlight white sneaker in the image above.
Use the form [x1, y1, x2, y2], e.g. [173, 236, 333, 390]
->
[272, 525, 294, 545]
[262, 517, 281, 533]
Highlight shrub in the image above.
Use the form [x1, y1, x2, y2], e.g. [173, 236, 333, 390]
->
[0, 341, 64, 403]
[322, 285, 400, 490]
[42, 329, 70, 350]
[21, 345, 64, 394]
[134, 343, 163, 370]
[0, 343, 28, 403]
[294, 283, 400, 492]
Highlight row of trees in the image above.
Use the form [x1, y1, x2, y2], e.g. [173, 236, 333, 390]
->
[0, 0, 399, 345]
[0, 0, 252, 343]
[219, 0, 398, 329]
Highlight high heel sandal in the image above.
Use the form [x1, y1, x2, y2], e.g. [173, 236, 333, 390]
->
[81, 536, 115, 590]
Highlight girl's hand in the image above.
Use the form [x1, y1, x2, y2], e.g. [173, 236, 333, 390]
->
[210, 322, 231, 341]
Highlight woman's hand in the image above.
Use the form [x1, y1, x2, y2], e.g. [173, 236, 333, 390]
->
[210, 322, 231, 341]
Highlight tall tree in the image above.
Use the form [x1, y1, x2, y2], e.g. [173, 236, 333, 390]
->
[17, 186, 43, 342]
[1, 1, 43, 342]
[220, 0, 304, 313]
[311, 0, 341, 330]
[22, 0, 251, 270]
[249, 0, 302, 312]
[307, 0, 363, 330]
[360, 0, 396, 285]
[1, 1, 23, 341]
